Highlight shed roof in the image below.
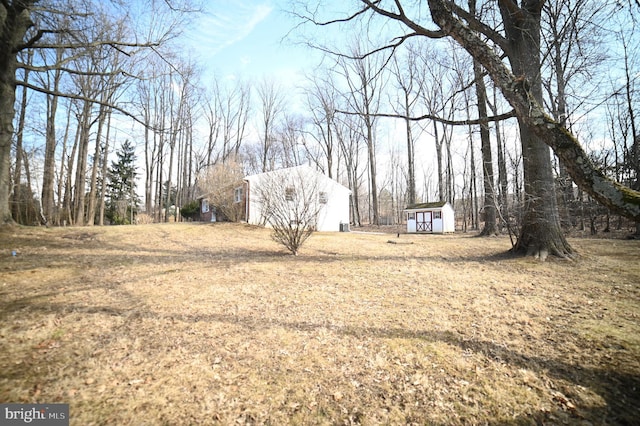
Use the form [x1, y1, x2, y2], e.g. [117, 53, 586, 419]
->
[405, 201, 449, 210]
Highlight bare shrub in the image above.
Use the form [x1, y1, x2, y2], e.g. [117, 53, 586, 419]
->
[253, 168, 325, 255]
[198, 159, 245, 221]
[135, 213, 155, 224]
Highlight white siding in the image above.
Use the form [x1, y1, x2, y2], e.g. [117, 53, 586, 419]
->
[404, 202, 455, 234]
[245, 165, 351, 232]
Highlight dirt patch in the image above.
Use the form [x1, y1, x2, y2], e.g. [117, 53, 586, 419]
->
[1, 223, 639, 425]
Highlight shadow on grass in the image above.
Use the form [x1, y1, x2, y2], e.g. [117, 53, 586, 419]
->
[3, 294, 638, 425]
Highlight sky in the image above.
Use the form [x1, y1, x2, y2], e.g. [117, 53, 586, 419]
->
[183, 0, 320, 87]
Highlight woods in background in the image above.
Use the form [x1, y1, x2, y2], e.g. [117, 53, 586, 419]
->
[2, 1, 639, 255]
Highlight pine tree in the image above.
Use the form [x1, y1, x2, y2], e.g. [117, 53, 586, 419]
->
[106, 140, 139, 225]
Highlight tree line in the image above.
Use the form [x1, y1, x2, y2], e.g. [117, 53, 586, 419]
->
[2, 0, 639, 258]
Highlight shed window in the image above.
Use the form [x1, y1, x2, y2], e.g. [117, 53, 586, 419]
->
[234, 187, 242, 203]
[285, 187, 296, 201]
[433, 211, 442, 219]
[201, 199, 210, 213]
[407, 212, 415, 220]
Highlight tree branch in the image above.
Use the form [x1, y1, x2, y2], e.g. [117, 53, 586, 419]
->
[18, 29, 67, 51]
[335, 108, 516, 126]
[427, 0, 640, 221]
[16, 80, 153, 130]
[497, 0, 526, 23]
[15, 39, 159, 53]
[443, 0, 510, 53]
[360, 0, 446, 38]
[17, 63, 134, 78]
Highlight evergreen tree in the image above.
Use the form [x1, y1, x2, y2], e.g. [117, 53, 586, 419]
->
[106, 140, 140, 225]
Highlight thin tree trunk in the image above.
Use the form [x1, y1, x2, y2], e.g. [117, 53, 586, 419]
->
[434, 121, 444, 202]
[58, 102, 73, 226]
[86, 104, 107, 226]
[12, 67, 28, 223]
[472, 60, 498, 235]
[41, 46, 63, 225]
[98, 110, 112, 225]
[73, 99, 92, 225]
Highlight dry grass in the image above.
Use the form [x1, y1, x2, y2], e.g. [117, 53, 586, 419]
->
[1, 223, 639, 425]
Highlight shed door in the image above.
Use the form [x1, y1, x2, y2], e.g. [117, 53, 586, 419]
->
[416, 211, 432, 232]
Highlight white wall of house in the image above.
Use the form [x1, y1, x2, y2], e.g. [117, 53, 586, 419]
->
[245, 165, 351, 232]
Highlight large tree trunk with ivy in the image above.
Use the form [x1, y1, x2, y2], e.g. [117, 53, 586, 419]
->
[498, 1, 573, 257]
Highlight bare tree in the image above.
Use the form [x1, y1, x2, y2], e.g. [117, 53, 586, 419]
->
[389, 44, 422, 206]
[469, 0, 498, 236]
[336, 38, 386, 225]
[0, 0, 195, 224]
[303, 69, 340, 178]
[257, 77, 286, 173]
[541, 0, 610, 229]
[293, 0, 640, 259]
[197, 159, 245, 222]
[277, 113, 306, 168]
[336, 112, 364, 226]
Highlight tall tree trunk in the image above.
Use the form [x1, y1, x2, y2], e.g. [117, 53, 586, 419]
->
[473, 62, 498, 236]
[500, 5, 573, 258]
[0, 5, 30, 224]
[434, 121, 445, 202]
[42, 92, 59, 225]
[73, 99, 92, 226]
[144, 117, 154, 215]
[445, 127, 455, 204]
[164, 141, 175, 222]
[404, 92, 416, 205]
[12, 66, 28, 223]
[41, 46, 63, 225]
[469, 132, 478, 230]
[58, 102, 73, 226]
[86, 104, 107, 225]
[365, 113, 379, 225]
[98, 110, 112, 225]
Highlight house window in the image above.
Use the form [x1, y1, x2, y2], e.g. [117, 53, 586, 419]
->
[234, 187, 242, 203]
[433, 211, 442, 219]
[201, 199, 209, 213]
[285, 187, 296, 201]
[319, 192, 328, 204]
[407, 212, 415, 220]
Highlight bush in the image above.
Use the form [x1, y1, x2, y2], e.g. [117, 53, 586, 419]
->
[180, 200, 200, 221]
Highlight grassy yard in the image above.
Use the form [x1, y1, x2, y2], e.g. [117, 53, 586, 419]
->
[1, 223, 639, 425]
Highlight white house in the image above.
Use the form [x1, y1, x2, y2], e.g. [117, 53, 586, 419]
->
[244, 165, 351, 232]
[404, 201, 455, 234]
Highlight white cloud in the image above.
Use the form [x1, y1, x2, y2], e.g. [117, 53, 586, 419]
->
[189, 1, 273, 57]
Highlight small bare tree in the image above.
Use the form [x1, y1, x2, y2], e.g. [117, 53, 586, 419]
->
[253, 168, 326, 255]
[197, 159, 245, 222]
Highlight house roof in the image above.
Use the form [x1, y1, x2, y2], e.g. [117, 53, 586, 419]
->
[245, 165, 351, 194]
[405, 201, 449, 210]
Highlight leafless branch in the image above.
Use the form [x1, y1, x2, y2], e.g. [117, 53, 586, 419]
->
[16, 39, 160, 52]
[17, 63, 134, 78]
[359, 0, 446, 39]
[16, 80, 154, 130]
[443, 0, 510, 52]
[335, 108, 516, 126]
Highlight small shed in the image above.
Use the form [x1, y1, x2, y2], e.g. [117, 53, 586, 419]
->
[404, 201, 455, 234]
